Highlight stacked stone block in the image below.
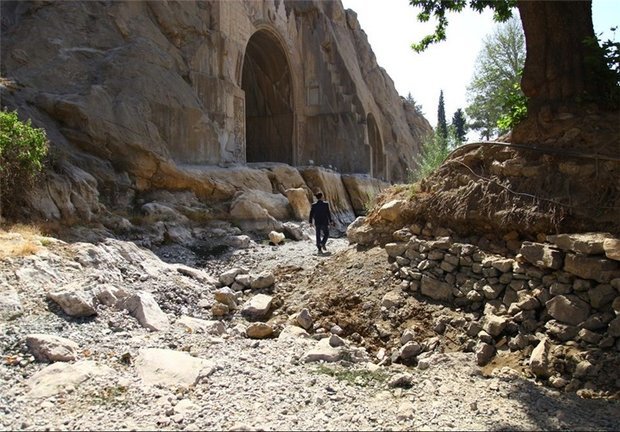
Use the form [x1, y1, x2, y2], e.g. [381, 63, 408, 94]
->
[386, 231, 620, 353]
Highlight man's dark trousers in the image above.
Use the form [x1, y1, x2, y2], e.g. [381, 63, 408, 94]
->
[315, 224, 329, 250]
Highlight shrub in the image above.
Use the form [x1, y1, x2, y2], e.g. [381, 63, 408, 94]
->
[410, 129, 454, 182]
[0, 109, 48, 217]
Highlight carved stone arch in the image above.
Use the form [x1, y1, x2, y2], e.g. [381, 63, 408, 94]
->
[367, 113, 385, 180]
[241, 26, 297, 165]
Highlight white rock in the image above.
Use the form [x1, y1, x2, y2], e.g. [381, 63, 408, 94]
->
[26, 334, 79, 362]
[529, 338, 552, 377]
[214, 287, 237, 309]
[241, 294, 273, 319]
[250, 271, 275, 289]
[381, 290, 401, 309]
[47, 287, 97, 317]
[301, 338, 341, 363]
[278, 325, 310, 340]
[0, 288, 23, 320]
[293, 308, 313, 330]
[226, 235, 252, 249]
[268, 231, 285, 245]
[118, 291, 170, 331]
[92, 284, 128, 306]
[378, 200, 407, 222]
[178, 316, 226, 335]
[27, 361, 114, 398]
[219, 267, 246, 287]
[175, 265, 218, 285]
[135, 348, 215, 387]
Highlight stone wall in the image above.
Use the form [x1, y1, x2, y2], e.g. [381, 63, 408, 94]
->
[383, 229, 620, 387]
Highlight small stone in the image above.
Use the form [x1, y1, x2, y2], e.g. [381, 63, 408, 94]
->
[246, 322, 274, 339]
[475, 342, 495, 366]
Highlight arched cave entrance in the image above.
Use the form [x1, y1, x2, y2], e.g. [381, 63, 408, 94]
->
[367, 113, 385, 179]
[241, 30, 294, 164]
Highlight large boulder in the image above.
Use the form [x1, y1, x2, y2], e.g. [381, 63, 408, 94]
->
[341, 174, 388, 216]
[347, 216, 381, 246]
[229, 197, 283, 234]
[378, 200, 408, 223]
[529, 338, 552, 377]
[23, 162, 101, 222]
[299, 167, 356, 229]
[241, 294, 273, 320]
[233, 189, 291, 221]
[285, 188, 311, 221]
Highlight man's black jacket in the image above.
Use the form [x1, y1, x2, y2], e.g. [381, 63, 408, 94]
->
[309, 200, 332, 226]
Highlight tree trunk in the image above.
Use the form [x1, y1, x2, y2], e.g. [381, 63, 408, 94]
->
[513, 1, 617, 148]
[517, 1, 599, 113]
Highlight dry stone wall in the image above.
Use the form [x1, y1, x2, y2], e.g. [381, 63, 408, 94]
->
[384, 229, 620, 385]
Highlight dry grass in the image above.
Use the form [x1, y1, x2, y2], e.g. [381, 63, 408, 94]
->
[0, 223, 44, 259]
[4, 223, 43, 237]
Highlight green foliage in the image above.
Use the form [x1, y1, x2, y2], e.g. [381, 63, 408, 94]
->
[583, 27, 620, 109]
[496, 79, 528, 132]
[465, 17, 525, 138]
[411, 128, 457, 182]
[314, 365, 389, 387]
[362, 191, 377, 215]
[451, 108, 467, 143]
[436, 90, 447, 139]
[410, 0, 516, 52]
[0, 109, 48, 215]
[88, 385, 129, 406]
[405, 92, 425, 116]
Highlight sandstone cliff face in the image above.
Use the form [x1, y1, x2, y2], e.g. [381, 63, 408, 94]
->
[0, 0, 430, 226]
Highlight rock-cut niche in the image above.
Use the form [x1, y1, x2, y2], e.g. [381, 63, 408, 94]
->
[367, 113, 385, 180]
[242, 29, 294, 164]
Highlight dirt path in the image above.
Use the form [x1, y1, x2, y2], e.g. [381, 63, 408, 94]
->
[1, 229, 619, 431]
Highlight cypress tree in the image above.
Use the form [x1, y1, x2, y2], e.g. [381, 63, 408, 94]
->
[452, 108, 467, 143]
[437, 90, 448, 140]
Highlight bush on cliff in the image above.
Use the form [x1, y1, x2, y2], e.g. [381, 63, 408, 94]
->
[0, 109, 48, 218]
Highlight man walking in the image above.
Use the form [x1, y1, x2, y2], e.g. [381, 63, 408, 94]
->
[309, 191, 333, 254]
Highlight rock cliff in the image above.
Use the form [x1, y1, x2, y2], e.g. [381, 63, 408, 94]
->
[0, 0, 431, 227]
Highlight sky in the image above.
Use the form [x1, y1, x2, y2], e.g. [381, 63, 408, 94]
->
[340, 0, 620, 132]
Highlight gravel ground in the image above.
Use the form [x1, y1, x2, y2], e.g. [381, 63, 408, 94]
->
[1, 229, 619, 431]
